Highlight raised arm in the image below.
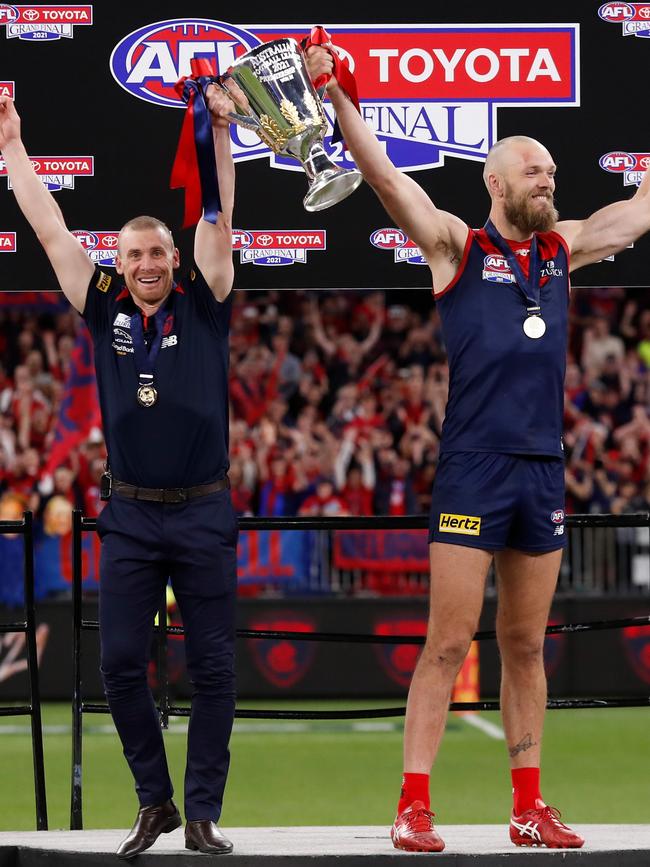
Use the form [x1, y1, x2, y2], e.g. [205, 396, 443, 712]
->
[193, 84, 238, 302]
[557, 166, 650, 272]
[0, 98, 94, 312]
[306, 46, 468, 291]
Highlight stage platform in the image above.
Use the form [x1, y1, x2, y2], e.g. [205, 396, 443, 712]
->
[1, 825, 650, 866]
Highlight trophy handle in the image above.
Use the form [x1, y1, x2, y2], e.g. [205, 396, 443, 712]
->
[214, 76, 261, 132]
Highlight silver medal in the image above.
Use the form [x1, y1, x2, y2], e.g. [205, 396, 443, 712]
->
[523, 315, 546, 339]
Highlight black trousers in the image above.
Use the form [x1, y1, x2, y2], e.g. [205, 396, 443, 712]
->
[97, 489, 238, 821]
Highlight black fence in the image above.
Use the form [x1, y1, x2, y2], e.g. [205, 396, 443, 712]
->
[68, 510, 650, 830]
[0, 512, 47, 830]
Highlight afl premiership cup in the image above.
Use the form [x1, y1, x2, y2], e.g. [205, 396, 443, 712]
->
[221, 37, 362, 211]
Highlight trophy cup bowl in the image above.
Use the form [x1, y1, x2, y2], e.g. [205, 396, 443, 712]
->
[221, 37, 362, 211]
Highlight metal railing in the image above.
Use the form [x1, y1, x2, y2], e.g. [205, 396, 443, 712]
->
[0, 512, 47, 830]
[69, 510, 650, 830]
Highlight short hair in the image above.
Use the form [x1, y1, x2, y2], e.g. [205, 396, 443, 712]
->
[118, 216, 174, 250]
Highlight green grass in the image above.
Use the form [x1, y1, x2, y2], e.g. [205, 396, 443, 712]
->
[1, 702, 648, 830]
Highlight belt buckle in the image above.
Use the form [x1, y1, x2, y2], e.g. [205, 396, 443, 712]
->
[164, 488, 187, 504]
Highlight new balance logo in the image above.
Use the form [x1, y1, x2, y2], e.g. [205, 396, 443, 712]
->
[512, 819, 542, 841]
[438, 513, 481, 535]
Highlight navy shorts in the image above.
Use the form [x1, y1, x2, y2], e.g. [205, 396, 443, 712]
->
[428, 452, 566, 552]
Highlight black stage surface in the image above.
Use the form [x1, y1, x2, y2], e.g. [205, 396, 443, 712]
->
[1, 825, 650, 866]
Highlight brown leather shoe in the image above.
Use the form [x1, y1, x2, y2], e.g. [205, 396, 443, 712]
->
[116, 799, 182, 859]
[185, 820, 233, 854]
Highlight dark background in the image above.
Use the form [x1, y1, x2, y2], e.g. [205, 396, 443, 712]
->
[0, 1, 648, 293]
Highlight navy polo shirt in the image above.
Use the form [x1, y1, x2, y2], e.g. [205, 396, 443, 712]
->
[82, 265, 231, 488]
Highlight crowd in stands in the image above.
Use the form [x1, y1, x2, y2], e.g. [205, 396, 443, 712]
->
[2, 285, 650, 530]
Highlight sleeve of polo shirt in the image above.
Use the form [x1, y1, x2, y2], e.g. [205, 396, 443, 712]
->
[81, 267, 113, 340]
[184, 263, 233, 335]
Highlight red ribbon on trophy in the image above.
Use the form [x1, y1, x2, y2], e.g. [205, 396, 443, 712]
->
[170, 57, 222, 228]
[302, 25, 361, 144]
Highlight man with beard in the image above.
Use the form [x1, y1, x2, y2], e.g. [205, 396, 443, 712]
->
[306, 47, 650, 853]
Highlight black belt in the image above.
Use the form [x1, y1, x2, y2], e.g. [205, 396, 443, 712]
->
[112, 477, 230, 504]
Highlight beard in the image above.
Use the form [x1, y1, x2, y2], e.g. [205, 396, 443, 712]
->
[503, 185, 559, 234]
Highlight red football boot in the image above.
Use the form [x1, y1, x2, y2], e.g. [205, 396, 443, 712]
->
[510, 805, 585, 849]
[391, 800, 445, 853]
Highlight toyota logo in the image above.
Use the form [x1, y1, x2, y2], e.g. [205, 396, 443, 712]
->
[104, 235, 119, 246]
[22, 8, 38, 20]
[639, 5, 650, 17]
[257, 234, 273, 246]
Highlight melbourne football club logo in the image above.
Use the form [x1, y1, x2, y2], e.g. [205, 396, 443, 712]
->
[482, 254, 515, 283]
[110, 21, 579, 174]
[232, 229, 326, 266]
[0, 231, 16, 252]
[73, 230, 119, 267]
[598, 3, 650, 38]
[0, 4, 92, 40]
[370, 228, 426, 265]
[247, 615, 317, 688]
[621, 624, 650, 684]
[0, 156, 93, 192]
[373, 617, 427, 687]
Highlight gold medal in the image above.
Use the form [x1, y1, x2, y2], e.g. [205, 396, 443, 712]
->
[136, 383, 158, 407]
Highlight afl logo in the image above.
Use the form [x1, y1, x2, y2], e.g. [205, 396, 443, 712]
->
[370, 228, 407, 249]
[550, 509, 565, 524]
[109, 19, 261, 108]
[598, 3, 635, 21]
[0, 5, 18, 24]
[483, 255, 509, 272]
[232, 230, 253, 250]
[72, 230, 99, 250]
[599, 151, 636, 173]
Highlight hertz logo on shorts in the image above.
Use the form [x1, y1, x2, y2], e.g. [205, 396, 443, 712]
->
[439, 513, 481, 535]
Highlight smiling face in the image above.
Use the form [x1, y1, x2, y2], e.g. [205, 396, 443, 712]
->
[116, 222, 179, 311]
[485, 136, 559, 236]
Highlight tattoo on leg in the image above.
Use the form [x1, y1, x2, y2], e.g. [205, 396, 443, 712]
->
[508, 732, 537, 758]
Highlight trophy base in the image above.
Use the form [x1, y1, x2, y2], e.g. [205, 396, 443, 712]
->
[303, 168, 363, 212]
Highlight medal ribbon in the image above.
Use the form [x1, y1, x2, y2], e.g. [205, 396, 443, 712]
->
[484, 219, 541, 311]
[170, 57, 222, 229]
[130, 307, 168, 390]
[302, 25, 361, 145]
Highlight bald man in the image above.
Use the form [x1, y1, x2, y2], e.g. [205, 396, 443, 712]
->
[306, 47, 650, 852]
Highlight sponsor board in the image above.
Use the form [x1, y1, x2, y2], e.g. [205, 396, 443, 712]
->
[0, 155, 94, 191]
[0, 81, 14, 98]
[110, 20, 579, 174]
[369, 228, 426, 265]
[0, 4, 92, 41]
[0, 231, 16, 252]
[598, 3, 650, 37]
[233, 229, 325, 266]
[73, 230, 119, 267]
[599, 151, 650, 187]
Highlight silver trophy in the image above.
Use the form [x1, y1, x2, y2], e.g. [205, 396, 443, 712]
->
[221, 37, 362, 211]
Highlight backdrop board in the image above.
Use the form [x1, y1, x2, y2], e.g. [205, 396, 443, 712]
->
[0, 1, 649, 294]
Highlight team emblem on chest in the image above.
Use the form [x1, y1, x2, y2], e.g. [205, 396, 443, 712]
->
[111, 312, 179, 355]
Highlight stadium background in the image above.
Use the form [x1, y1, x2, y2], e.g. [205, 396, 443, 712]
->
[0, 0, 649, 831]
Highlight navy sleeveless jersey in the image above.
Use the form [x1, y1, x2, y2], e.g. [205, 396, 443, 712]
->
[436, 226, 569, 458]
[82, 266, 231, 487]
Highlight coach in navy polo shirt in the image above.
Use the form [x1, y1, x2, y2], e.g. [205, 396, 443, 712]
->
[1, 88, 241, 857]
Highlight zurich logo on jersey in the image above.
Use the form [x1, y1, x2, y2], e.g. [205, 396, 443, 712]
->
[109, 19, 262, 108]
[482, 254, 515, 283]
